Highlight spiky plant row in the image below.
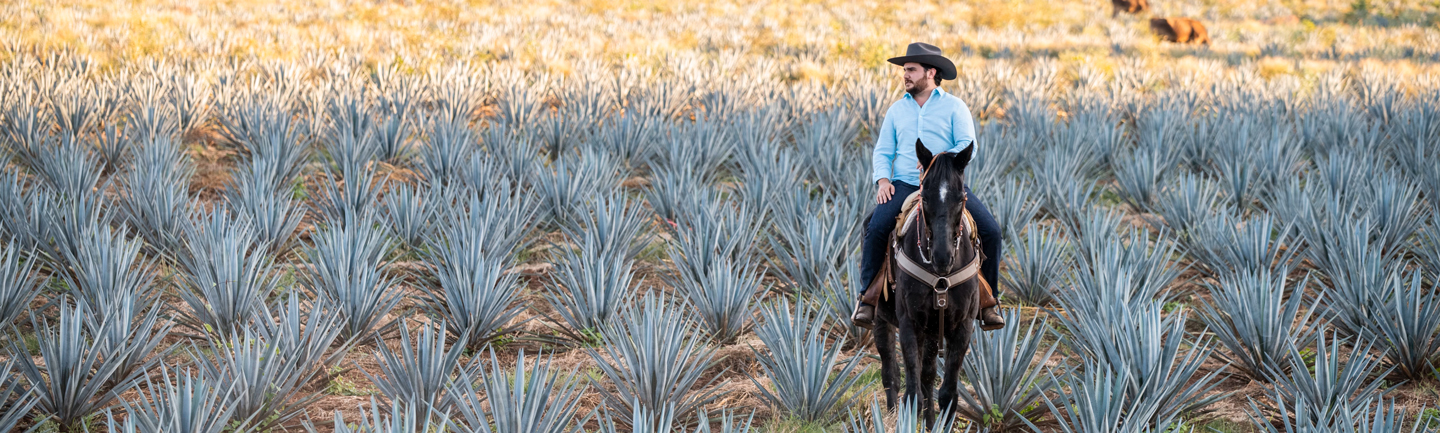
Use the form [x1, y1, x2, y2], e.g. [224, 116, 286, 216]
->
[2, 51, 1440, 433]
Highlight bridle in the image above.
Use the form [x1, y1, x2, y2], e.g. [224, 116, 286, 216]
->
[913, 184, 970, 265]
[892, 154, 983, 310]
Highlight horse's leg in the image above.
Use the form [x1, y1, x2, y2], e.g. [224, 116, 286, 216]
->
[919, 332, 940, 426]
[872, 319, 900, 410]
[895, 301, 925, 410]
[938, 316, 975, 424]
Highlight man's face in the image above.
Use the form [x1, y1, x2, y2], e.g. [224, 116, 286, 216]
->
[902, 62, 934, 95]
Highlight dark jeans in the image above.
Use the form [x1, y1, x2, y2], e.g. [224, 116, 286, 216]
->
[859, 183, 1002, 301]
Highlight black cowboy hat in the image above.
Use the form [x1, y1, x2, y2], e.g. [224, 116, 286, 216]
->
[887, 42, 957, 80]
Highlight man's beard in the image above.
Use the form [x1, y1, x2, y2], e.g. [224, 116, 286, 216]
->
[905, 80, 925, 96]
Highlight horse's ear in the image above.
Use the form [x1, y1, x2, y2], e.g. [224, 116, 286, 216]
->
[953, 142, 975, 172]
[915, 139, 934, 172]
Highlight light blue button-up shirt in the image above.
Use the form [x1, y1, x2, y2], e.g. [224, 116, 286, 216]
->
[871, 87, 978, 185]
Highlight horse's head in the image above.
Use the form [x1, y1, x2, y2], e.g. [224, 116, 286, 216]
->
[913, 139, 975, 274]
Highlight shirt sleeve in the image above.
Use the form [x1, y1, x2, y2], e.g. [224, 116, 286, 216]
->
[872, 110, 897, 184]
[948, 100, 977, 154]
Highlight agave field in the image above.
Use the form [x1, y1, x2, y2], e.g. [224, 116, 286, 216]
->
[2, 0, 1440, 432]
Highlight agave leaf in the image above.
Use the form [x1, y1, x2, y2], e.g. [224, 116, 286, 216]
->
[1207, 118, 1302, 211]
[842, 398, 959, 433]
[1247, 396, 1421, 433]
[302, 215, 403, 342]
[813, 259, 870, 347]
[320, 89, 382, 174]
[983, 177, 1041, 242]
[1034, 152, 1099, 228]
[1150, 173, 1223, 237]
[323, 397, 455, 433]
[560, 192, 652, 264]
[669, 253, 765, 345]
[121, 366, 241, 433]
[1373, 271, 1440, 381]
[419, 112, 478, 187]
[176, 204, 279, 336]
[28, 133, 103, 201]
[545, 232, 637, 334]
[223, 162, 304, 257]
[534, 147, 623, 226]
[1003, 222, 1070, 307]
[955, 308, 1062, 432]
[766, 199, 861, 297]
[1258, 325, 1394, 428]
[1419, 225, 1440, 287]
[56, 223, 154, 314]
[732, 137, 801, 206]
[1032, 362, 1179, 433]
[1197, 270, 1320, 382]
[750, 299, 862, 424]
[9, 301, 143, 433]
[588, 109, 662, 169]
[448, 349, 590, 433]
[363, 320, 468, 412]
[668, 198, 764, 274]
[1113, 143, 1175, 212]
[1302, 217, 1403, 340]
[597, 404, 681, 433]
[315, 163, 386, 227]
[586, 293, 725, 429]
[196, 292, 349, 432]
[0, 243, 45, 328]
[790, 108, 863, 191]
[0, 359, 40, 433]
[381, 182, 440, 251]
[118, 135, 195, 258]
[1184, 209, 1299, 280]
[646, 166, 721, 225]
[423, 206, 527, 348]
[1050, 293, 1228, 426]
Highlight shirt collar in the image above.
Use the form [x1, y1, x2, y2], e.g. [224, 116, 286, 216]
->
[902, 87, 945, 101]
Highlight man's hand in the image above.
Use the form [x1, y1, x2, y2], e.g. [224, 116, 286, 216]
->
[876, 179, 895, 204]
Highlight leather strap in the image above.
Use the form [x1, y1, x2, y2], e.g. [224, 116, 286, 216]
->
[894, 247, 982, 293]
[892, 194, 982, 296]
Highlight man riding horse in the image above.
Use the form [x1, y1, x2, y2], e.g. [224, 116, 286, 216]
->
[852, 42, 1004, 330]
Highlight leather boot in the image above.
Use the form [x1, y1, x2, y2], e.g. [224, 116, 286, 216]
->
[853, 258, 891, 330]
[975, 276, 1005, 331]
[851, 301, 875, 330]
[979, 306, 1005, 331]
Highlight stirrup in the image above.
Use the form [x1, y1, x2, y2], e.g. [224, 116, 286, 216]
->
[851, 302, 876, 330]
[979, 307, 1005, 331]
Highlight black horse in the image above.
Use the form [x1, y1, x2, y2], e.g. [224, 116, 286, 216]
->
[868, 140, 981, 425]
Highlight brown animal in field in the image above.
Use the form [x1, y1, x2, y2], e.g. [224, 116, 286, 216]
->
[1111, 0, 1149, 18]
[1150, 17, 1211, 45]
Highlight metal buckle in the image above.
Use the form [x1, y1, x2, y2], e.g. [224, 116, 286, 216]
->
[934, 278, 949, 309]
